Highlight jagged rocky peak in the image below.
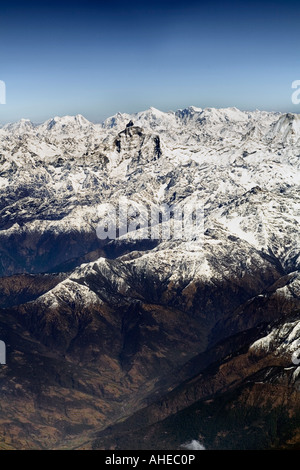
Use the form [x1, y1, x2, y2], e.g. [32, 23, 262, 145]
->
[175, 106, 202, 123]
[113, 121, 162, 162]
[266, 112, 300, 144]
[102, 111, 131, 129]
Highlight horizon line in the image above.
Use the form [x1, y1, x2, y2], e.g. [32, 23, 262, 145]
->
[0, 105, 297, 127]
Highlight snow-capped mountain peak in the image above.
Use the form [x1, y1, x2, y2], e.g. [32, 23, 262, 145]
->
[2, 118, 35, 134]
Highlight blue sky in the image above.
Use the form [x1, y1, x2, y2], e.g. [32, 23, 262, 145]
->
[0, 0, 300, 124]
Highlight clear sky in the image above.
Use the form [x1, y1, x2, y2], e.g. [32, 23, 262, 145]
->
[0, 0, 300, 124]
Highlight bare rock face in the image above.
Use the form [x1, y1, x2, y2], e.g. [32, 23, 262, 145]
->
[0, 107, 299, 449]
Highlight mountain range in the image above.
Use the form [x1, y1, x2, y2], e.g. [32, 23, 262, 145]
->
[0, 106, 299, 450]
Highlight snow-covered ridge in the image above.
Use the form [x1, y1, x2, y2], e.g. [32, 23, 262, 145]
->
[0, 106, 283, 135]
